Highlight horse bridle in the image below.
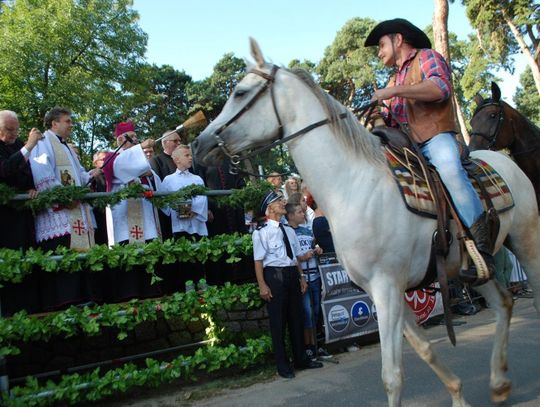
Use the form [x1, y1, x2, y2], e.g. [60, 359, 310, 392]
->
[470, 101, 506, 150]
[212, 64, 347, 173]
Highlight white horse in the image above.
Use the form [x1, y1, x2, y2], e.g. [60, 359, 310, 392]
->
[192, 39, 540, 407]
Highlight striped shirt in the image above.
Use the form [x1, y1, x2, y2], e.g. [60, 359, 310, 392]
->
[383, 48, 452, 128]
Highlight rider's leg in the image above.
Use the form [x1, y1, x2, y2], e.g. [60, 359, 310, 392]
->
[420, 132, 495, 284]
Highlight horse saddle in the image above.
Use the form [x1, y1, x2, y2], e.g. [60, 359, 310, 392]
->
[372, 127, 515, 219]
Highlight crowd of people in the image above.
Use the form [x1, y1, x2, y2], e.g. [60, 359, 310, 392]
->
[0, 107, 251, 316]
[1, 17, 531, 382]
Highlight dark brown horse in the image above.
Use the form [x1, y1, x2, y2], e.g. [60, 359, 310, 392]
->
[469, 81, 540, 211]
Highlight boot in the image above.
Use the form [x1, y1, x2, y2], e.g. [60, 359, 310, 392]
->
[459, 213, 496, 286]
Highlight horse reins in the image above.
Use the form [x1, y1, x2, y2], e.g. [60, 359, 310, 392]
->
[213, 64, 348, 173]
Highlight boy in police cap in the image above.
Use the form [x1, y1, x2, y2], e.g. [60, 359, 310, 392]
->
[365, 18, 494, 286]
[252, 190, 323, 379]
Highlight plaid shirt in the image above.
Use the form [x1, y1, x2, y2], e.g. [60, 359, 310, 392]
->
[383, 48, 452, 128]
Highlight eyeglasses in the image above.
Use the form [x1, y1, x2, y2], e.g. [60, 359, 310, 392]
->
[1, 127, 20, 135]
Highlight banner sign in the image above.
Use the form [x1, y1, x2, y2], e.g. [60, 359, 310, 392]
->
[404, 283, 443, 325]
[319, 253, 378, 343]
[319, 254, 443, 343]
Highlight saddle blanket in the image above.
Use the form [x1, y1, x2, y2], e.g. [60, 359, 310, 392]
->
[385, 148, 514, 219]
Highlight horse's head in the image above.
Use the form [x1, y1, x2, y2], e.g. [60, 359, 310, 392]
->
[469, 82, 514, 151]
[192, 39, 287, 167]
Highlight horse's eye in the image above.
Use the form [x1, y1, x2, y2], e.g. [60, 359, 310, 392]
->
[490, 113, 497, 119]
[234, 89, 247, 98]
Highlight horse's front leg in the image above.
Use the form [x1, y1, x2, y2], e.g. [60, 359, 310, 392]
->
[474, 280, 513, 403]
[371, 281, 406, 407]
[403, 304, 471, 407]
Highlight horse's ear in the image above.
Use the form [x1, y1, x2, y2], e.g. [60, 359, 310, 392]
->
[249, 37, 265, 68]
[474, 93, 484, 107]
[491, 82, 501, 102]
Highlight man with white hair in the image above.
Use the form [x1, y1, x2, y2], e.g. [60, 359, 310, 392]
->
[0, 110, 42, 315]
[150, 130, 182, 180]
[150, 130, 182, 241]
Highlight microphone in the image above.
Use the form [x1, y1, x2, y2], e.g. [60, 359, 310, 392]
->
[124, 134, 138, 145]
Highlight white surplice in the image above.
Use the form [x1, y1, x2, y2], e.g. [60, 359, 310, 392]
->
[105, 144, 161, 245]
[161, 169, 208, 236]
[29, 130, 93, 243]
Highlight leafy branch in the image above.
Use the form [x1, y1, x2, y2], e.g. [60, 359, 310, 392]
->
[4, 335, 272, 407]
[0, 233, 254, 284]
[0, 283, 262, 357]
[1, 180, 272, 213]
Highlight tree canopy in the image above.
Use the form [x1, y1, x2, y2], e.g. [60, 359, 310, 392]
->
[1, 1, 539, 168]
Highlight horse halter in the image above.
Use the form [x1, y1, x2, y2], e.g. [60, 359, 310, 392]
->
[212, 64, 346, 173]
[213, 64, 284, 167]
[470, 101, 505, 150]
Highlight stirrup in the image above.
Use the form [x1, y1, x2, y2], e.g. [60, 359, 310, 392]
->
[459, 238, 491, 286]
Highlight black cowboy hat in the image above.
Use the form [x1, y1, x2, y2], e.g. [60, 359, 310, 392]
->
[364, 18, 431, 49]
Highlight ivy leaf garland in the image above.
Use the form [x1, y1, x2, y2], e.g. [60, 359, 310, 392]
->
[0, 283, 262, 357]
[4, 335, 272, 406]
[0, 233, 253, 284]
[1, 180, 272, 213]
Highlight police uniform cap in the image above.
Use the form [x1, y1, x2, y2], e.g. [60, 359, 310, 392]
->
[259, 190, 283, 215]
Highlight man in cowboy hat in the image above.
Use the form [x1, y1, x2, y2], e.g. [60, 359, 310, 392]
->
[365, 18, 494, 285]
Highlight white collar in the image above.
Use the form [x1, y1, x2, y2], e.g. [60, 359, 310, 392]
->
[266, 218, 280, 227]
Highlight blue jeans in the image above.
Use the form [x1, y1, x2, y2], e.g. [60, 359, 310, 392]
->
[302, 277, 321, 329]
[420, 132, 483, 228]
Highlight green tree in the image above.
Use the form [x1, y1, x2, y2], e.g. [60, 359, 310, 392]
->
[121, 63, 193, 139]
[464, 0, 540, 96]
[188, 53, 246, 123]
[288, 59, 317, 74]
[316, 17, 387, 109]
[0, 0, 147, 160]
[515, 66, 540, 126]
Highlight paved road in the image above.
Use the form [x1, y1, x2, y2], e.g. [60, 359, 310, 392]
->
[194, 297, 540, 407]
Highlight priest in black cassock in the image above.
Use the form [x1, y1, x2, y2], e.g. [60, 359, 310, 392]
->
[0, 110, 42, 316]
[192, 157, 254, 285]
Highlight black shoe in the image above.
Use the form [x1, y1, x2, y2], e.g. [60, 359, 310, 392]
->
[278, 370, 295, 379]
[297, 360, 323, 369]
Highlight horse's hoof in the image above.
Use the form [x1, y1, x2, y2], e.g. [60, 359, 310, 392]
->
[491, 381, 512, 404]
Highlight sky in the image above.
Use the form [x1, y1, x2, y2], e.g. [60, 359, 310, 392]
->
[132, 0, 525, 104]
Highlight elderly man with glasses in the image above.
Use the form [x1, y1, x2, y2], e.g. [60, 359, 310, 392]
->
[0, 110, 42, 315]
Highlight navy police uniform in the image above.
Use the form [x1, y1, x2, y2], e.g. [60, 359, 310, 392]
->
[252, 218, 307, 376]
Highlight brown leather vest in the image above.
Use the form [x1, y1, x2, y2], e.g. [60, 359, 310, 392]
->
[393, 52, 459, 143]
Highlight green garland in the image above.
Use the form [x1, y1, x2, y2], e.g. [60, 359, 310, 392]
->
[0, 283, 262, 357]
[0, 180, 272, 213]
[4, 335, 273, 406]
[0, 233, 254, 284]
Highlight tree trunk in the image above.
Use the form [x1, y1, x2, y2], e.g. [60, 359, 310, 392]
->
[433, 0, 450, 60]
[502, 12, 540, 96]
[433, 0, 470, 142]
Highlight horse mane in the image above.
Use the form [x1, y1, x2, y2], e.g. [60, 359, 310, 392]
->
[507, 104, 540, 139]
[288, 67, 386, 167]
